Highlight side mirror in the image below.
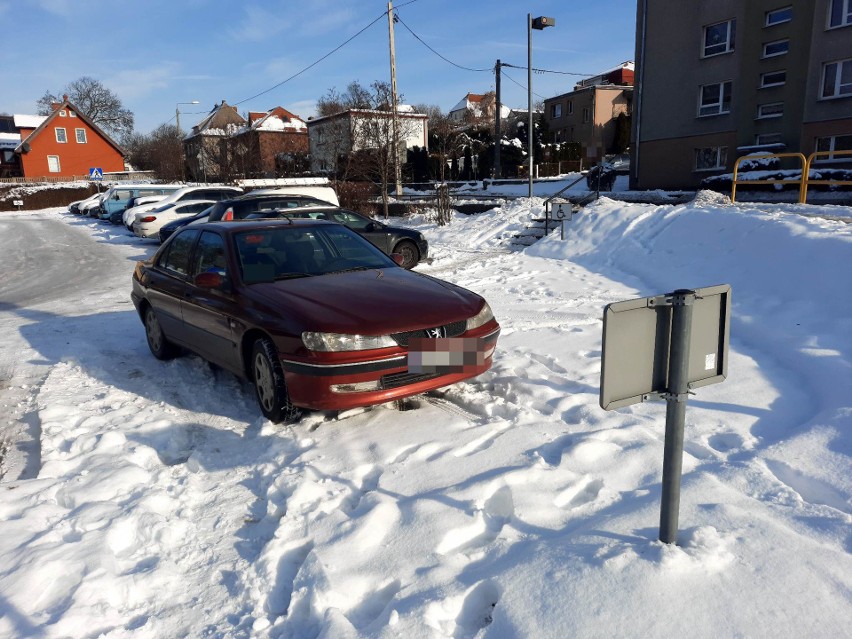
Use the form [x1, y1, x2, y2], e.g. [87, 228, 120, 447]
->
[390, 253, 405, 267]
[113, 193, 120, 200]
[195, 272, 224, 288]
[365, 222, 376, 232]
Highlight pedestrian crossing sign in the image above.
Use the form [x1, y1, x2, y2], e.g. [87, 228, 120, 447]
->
[89, 167, 103, 180]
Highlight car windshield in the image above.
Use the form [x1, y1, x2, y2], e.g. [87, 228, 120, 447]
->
[234, 225, 394, 283]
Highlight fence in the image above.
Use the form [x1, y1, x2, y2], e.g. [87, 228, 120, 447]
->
[0, 171, 155, 185]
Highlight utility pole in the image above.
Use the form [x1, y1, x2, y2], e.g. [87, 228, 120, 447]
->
[494, 59, 502, 179]
[387, 1, 403, 198]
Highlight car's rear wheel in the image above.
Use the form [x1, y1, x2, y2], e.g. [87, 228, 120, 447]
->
[144, 307, 178, 360]
[394, 240, 419, 269]
[252, 337, 301, 424]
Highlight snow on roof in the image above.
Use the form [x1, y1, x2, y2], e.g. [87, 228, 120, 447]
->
[253, 113, 306, 132]
[14, 114, 47, 129]
[0, 132, 21, 149]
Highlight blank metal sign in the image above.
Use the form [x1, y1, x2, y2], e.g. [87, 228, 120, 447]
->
[600, 284, 731, 410]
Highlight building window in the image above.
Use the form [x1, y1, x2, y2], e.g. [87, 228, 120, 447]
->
[69, 111, 77, 118]
[551, 103, 562, 118]
[765, 6, 792, 26]
[698, 81, 732, 116]
[582, 107, 590, 123]
[755, 133, 783, 145]
[567, 100, 573, 115]
[828, 0, 852, 28]
[757, 102, 784, 118]
[821, 59, 852, 98]
[815, 134, 852, 161]
[47, 155, 61, 173]
[760, 71, 787, 88]
[75, 128, 87, 143]
[55, 128, 67, 143]
[703, 19, 736, 57]
[695, 147, 727, 171]
[763, 39, 789, 58]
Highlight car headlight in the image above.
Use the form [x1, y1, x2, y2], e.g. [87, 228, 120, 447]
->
[302, 332, 397, 352]
[466, 302, 494, 331]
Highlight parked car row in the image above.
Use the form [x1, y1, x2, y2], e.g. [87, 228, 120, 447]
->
[65, 183, 492, 424]
[65, 183, 429, 270]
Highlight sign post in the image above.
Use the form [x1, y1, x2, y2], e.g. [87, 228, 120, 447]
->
[600, 285, 731, 544]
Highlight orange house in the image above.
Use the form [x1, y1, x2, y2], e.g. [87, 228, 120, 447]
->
[14, 96, 125, 179]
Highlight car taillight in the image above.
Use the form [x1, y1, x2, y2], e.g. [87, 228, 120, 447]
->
[223, 207, 234, 221]
[140, 216, 157, 223]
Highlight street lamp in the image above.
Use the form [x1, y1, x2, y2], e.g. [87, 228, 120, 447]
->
[175, 100, 199, 135]
[528, 15, 555, 198]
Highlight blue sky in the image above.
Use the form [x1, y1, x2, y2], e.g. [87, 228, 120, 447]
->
[3, 0, 637, 135]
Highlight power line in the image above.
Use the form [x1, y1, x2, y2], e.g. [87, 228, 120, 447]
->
[500, 69, 546, 101]
[232, 9, 389, 107]
[501, 62, 595, 77]
[394, 14, 491, 73]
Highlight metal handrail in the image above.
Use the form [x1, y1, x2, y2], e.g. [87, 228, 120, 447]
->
[731, 153, 807, 203]
[803, 149, 852, 202]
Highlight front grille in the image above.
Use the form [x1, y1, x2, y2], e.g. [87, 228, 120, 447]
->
[391, 320, 467, 347]
[381, 371, 441, 390]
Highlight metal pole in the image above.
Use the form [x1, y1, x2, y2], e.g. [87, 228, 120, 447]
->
[659, 289, 695, 544]
[494, 59, 502, 179]
[176, 106, 181, 135]
[388, 1, 403, 198]
[527, 13, 534, 199]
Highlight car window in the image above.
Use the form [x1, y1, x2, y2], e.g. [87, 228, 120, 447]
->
[159, 230, 200, 276]
[332, 210, 372, 230]
[192, 231, 229, 282]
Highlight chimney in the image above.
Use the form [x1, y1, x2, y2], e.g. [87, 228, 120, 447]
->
[50, 102, 61, 111]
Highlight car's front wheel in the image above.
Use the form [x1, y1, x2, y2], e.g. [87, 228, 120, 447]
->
[394, 240, 419, 269]
[144, 307, 178, 360]
[252, 337, 301, 424]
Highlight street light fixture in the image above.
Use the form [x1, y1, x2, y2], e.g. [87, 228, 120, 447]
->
[528, 15, 555, 198]
[175, 100, 200, 135]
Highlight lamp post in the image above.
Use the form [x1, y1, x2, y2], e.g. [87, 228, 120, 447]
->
[175, 100, 199, 135]
[528, 15, 555, 198]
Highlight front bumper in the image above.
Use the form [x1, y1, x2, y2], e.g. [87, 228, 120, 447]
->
[282, 325, 499, 410]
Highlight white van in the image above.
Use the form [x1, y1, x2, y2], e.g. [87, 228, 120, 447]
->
[99, 184, 183, 219]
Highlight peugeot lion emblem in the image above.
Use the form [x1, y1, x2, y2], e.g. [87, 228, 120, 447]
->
[427, 326, 446, 338]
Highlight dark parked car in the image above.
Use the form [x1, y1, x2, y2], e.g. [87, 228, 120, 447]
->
[131, 220, 499, 423]
[157, 193, 329, 243]
[251, 208, 428, 269]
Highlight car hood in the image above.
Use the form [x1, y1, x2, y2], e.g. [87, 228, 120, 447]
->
[248, 267, 482, 334]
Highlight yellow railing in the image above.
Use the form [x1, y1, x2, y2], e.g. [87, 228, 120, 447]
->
[732, 151, 852, 203]
[804, 149, 852, 202]
[731, 153, 807, 203]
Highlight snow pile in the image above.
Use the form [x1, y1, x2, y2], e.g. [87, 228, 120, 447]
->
[0, 197, 850, 638]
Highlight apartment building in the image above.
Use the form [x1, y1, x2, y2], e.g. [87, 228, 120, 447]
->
[632, 0, 852, 189]
[543, 63, 634, 164]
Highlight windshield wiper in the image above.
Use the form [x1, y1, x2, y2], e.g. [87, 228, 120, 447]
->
[274, 272, 313, 280]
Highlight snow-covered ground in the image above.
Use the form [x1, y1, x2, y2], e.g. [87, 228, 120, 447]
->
[0, 194, 850, 638]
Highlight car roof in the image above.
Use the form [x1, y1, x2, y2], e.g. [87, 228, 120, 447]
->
[201, 218, 336, 235]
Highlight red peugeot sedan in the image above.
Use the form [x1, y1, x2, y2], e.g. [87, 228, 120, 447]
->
[131, 219, 500, 422]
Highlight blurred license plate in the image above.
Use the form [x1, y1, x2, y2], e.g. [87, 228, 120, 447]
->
[408, 337, 485, 374]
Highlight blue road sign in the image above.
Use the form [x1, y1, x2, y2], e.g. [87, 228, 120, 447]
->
[89, 167, 103, 181]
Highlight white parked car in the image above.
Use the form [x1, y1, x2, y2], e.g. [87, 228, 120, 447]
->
[132, 200, 216, 239]
[80, 193, 107, 217]
[122, 185, 243, 229]
[67, 192, 101, 215]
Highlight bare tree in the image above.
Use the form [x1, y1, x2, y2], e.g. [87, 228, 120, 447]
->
[37, 76, 134, 139]
[124, 124, 184, 181]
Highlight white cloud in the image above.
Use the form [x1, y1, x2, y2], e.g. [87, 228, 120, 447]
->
[285, 99, 317, 120]
[105, 63, 181, 101]
[230, 6, 292, 41]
